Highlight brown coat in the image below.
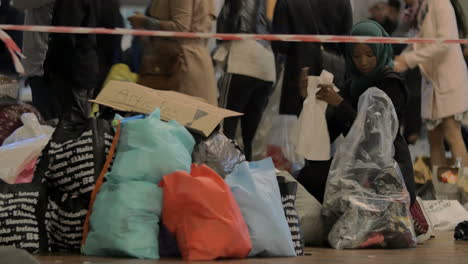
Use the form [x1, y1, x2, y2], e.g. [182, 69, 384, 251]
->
[138, 0, 218, 106]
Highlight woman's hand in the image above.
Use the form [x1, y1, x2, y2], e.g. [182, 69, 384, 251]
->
[316, 84, 344, 106]
[128, 12, 147, 29]
[394, 55, 409, 73]
[299, 67, 309, 99]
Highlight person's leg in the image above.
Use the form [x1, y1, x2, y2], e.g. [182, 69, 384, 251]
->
[441, 117, 468, 166]
[28, 76, 57, 121]
[240, 80, 273, 160]
[403, 68, 422, 144]
[297, 159, 333, 204]
[223, 74, 254, 140]
[428, 125, 447, 167]
[462, 126, 468, 148]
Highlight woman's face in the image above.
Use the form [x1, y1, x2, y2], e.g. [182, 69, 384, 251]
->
[353, 44, 377, 76]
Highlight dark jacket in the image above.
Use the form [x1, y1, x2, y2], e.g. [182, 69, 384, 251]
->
[96, 0, 123, 95]
[327, 68, 416, 204]
[217, 0, 269, 35]
[45, 0, 123, 114]
[272, 0, 352, 116]
[44, 0, 100, 116]
[0, 2, 25, 75]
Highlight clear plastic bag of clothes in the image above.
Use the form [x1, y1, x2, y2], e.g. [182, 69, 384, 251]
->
[265, 115, 304, 175]
[322, 88, 417, 249]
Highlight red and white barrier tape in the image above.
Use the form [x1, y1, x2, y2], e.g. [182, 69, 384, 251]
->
[0, 29, 25, 74]
[2, 24, 468, 45]
[1, 24, 468, 75]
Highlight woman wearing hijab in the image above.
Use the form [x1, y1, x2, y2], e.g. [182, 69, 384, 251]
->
[299, 20, 416, 206]
[395, 0, 468, 168]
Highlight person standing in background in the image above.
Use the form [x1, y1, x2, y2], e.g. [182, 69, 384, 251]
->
[369, 2, 394, 35]
[129, 0, 218, 106]
[95, 0, 124, 96]
[351, 0, 381, 24]
[369, 1, 401, 35]
[208, 0, 225, 53]
[387, 0, 403, 24]
[272, 0, 352, 116]
[395, 0, 468, 167]
[13, 0, 56, 121]
[266, 0, 277, 20]
[216, 0, 276, 161]
[44, 0, 100, 118]
[0, 0, 24, 76]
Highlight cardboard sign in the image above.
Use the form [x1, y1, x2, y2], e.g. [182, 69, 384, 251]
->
[91, 81, 242, 136]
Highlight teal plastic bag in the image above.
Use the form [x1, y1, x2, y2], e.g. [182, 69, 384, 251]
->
[82, 108, 194, 259]
[107, 109, 195, 184]
[225, 159, 296, 257]
[82, 181, 162, 259]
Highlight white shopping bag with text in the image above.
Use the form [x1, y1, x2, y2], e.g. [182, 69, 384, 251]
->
[422, 200, 468, 231]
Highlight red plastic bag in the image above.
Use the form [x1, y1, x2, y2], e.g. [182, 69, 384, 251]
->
[160, 164, 252, 261]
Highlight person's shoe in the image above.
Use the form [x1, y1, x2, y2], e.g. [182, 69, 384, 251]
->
[410, 197, 433, 244]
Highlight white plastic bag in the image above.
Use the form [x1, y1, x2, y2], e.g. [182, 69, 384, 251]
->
[3, 113, 54, 146]
[422, 200, 468, 231]
[295, 70, 337, 161]
[0, 113, 54, 184]
[0, 136, 50, 184]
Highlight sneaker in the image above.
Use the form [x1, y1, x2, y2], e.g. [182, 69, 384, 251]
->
[410, 197, 434, 244]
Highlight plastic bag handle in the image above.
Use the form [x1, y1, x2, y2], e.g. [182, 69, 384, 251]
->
[81, 120, 121, 247]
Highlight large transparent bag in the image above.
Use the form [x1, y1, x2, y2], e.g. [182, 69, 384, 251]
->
[265, 115, 304, 174]
[251, 65, 283, 161]
[323, 88, 417, 249]
[251, 63, 304, 174]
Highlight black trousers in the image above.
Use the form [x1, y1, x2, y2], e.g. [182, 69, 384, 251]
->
[463, 127, 468, 148]
[402, 68, 422, 143]
[297, 159, 333, 204]
[46, 74, 95, 119]
[223, 74, 273, 161]
[29, 76, 58, 121]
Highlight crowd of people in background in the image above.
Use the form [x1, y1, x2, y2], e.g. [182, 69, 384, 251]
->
[0, 0, 467, 209]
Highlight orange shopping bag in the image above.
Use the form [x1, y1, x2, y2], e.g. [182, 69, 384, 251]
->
[159, 164, 252, 261]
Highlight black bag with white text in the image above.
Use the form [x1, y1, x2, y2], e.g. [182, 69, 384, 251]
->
[277, 176, 304, 256]
[35, 110, 113, 251]
[0, 171, 48, 253]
